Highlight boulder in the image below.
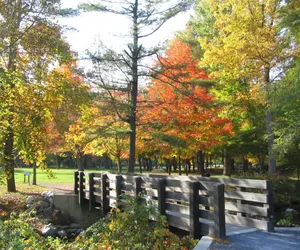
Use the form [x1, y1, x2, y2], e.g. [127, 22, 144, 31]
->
[42, 224, 58, 237]
[57, 230, 67, 239]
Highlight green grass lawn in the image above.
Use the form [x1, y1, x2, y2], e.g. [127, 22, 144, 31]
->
[14, 166, 227, 184]
[14, 168, 85, 184]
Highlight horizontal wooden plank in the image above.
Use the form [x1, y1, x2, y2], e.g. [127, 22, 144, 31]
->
[166, 213, 190, 231]
[146, 189, 158, 197]
[224, 191, 267, 203]
[105, 173, 118, 179]
[95, 196, 102, 204]
[94, 173, 102, 178]
[141, 176, 159, 185]
[225, 214, 269, 231]
[199, 222, 209, 236]
[199, 209, 213, 220]
[225, 202, 268, 217]
[165, 203, 189, 215]
[94, 179, 102, 185]
[143, 183, 158, 189]
[199, 190, 209, 196]
[199, 196, 213, 206]
[199, 223, 216, 236]
[147, 174, 267, 189]
[122, 184, 135, 192]
[93, 187, 102, 193]
[166, 191, 189, 202]
[166, 179, 191, 189]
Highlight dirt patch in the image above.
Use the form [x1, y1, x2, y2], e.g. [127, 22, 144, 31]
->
[37, 183, 74, 194]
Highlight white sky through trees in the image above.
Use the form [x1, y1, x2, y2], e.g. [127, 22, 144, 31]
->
[60, 0, 193, 59]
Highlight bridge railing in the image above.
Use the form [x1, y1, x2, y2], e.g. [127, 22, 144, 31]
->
[148, 175, 275, 232]
[74, 171, 226, 239]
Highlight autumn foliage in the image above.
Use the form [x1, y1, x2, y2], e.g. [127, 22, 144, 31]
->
[137, 39, 233, 159]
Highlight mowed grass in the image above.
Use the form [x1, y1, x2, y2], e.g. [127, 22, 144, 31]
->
[14, 168, 82, 184]
[12, 166, 228, 185]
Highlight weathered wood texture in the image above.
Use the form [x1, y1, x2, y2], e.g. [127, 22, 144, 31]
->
[74, 172, 273, 238]
[147, 175, 274, 232]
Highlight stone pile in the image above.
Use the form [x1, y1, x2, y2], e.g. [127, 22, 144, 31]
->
[26, 191, 84, 238]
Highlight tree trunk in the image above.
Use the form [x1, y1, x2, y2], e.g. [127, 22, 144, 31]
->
[154, 156, 158, 169]
[68, 156, 73, 168]
[148, 158, 153, 171]
[128, 0, 139, 173]
[265, 67, 276, 174]
[230, 158, 235, 173]
[178, 155, 182, 176]
[4, 11, 20, 192]
[76, 148, 84, 171]
[138, 156, 142, 174]
[56, 154, 61, 169]
[173, 156, 177, 171]
[4, 126, 16, 192]
[117, 155, 122, 173]
[192, 157, 196, 173]
[223, 148, 231, 176]
[197, 150, 205, 175]
[32, 163, 37, 185]
[243, 158, 249, 172]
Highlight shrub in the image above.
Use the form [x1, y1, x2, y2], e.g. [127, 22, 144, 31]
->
[0, 212, 65, 250]
[73, 194, 197, 249]
[0, 195, 198, 250]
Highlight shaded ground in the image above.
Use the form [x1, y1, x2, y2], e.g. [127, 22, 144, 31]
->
[209, 228, 300, 250]
[37, 182, 73, 194]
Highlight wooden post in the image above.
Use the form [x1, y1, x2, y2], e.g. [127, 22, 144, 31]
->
[237, 187, 246, 217]
[135, 177, 142, 197]
[266, 181, 275, 232]
[213, 183, 225, 238]
[157, 179, 166, 216]
[189, 181, 200, 239]
[74, 171, 79, 194]
[102, 174, 109, 213]
[89, 173, 95, 211]
[79, 171, 85, 206]
[115, 175, 122, 207]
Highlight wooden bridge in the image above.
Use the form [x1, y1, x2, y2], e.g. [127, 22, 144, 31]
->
[74, 172, 274, 239]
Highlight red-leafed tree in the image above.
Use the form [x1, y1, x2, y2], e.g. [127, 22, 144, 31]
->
[137, 38, 233, 174]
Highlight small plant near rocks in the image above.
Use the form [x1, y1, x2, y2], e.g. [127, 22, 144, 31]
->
[0, 192, 198, 249]
[276, 210, 294, 227]
[72, 194, 198, 249]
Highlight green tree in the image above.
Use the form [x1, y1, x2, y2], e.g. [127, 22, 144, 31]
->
[79, 0, 195, 173]
[196, 0, 299, 174]
[0, 0, 72, 191]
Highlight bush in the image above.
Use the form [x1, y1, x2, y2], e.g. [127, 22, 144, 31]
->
[0, 195, 198, 250]
[73, 194, 197, 249]
[0, 213, 65, 250]
[276, 211, 294, 227]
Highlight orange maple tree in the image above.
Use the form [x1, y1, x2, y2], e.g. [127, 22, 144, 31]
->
[137, 38, 233, 160]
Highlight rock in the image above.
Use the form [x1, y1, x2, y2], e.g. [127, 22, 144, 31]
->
[42, 224, 58, 237]
[57, 230, 67, 239]
[51, 210, 71, 225]
[26, 196, 35, 207]
[66, 228, 78, 234]
[37, 200, 50, 209]
[43, 206, 54, 217]
[48, 197, 54, 205]
[70, 223, 80, 228]
[286, 208, 295, 213]
[41, 191, 54, 199]
[76, 228, 84, 234]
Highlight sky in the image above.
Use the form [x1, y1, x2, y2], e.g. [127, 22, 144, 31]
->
[59, 0, 193, 60]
